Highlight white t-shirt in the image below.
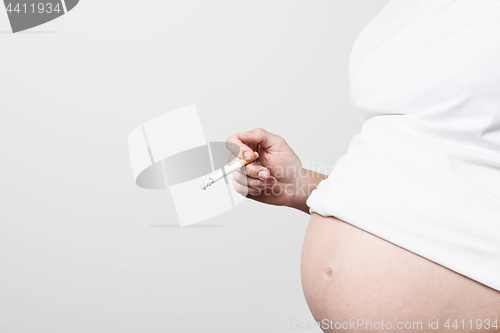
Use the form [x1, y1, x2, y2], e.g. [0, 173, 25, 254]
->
[306, 0, 500, 291]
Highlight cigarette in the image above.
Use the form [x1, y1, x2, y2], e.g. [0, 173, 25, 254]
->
[200, 151, 259, 190]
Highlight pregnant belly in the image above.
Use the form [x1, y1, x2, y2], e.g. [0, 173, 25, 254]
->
[301, 212, 500, 333]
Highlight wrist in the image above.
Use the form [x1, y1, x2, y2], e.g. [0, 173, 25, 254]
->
[286, 167, 328, 214]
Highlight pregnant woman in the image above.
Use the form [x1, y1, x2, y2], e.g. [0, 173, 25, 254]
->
[226, 1, 500, 332]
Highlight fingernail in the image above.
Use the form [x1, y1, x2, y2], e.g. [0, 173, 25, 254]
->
[258, 171, 268, 179]
[244, 151, 252, 161]
[266, 178, 277, 187]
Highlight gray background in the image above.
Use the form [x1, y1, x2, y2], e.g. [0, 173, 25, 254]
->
[0, 1, 387, 332]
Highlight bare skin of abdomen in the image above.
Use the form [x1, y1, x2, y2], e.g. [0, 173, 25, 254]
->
[301, 212, 500, 333]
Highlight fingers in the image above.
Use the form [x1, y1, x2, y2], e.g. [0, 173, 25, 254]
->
[233, 178, 260, 196]
[236, 127, 284, 150]
[226, 127, 282, 198]
[245, 163, 269, 180]
[225, 127, 283, 162]
[233, 165, 278, 189]
[229, 158, 270, 181]
[226, 133, 258, 163]
[233, 170, 265, 188]
[232, 172, 269, 196]
[233, 175, 278, 197]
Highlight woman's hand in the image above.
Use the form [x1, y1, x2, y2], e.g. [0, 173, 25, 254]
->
[225, 127, 304, 207]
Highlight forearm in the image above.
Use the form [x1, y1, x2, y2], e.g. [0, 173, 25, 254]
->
[286, 168, 328, 214]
